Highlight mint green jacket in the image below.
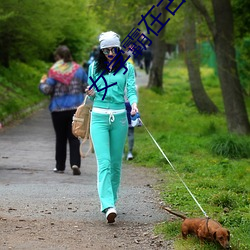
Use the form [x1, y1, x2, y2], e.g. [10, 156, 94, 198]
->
[87, 62, 138, 110]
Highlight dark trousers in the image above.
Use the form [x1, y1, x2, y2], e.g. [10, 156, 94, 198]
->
[125, 102, 134, 153]
[127, 127, 134, 152]
[144, 59, 151, 74]
[51, 110, 80, 171]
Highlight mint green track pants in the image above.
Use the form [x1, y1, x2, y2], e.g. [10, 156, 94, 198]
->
[90, 111, 128, 212]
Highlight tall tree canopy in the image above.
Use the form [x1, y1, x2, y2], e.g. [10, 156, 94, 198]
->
[0, 0, 99, 67]
[92, 0, 187, 90]
[232, 0, 250, 95]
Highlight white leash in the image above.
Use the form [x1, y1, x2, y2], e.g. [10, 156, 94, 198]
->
[139, 118, 209, 218]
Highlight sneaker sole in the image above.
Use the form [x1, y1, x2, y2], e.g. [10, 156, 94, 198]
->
[107, 212, 117, 223]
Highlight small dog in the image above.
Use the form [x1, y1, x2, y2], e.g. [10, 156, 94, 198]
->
[163, 207, 231, 249]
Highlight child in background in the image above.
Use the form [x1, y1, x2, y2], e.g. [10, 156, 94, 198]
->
[124, 51, 137, 160]
[125, 101, 135, 160]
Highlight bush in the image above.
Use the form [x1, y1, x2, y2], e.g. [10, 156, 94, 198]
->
[0, 60, 48, 122]
[210, 135, 250, 159]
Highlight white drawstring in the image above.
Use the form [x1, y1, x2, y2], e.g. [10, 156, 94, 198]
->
[109, 112, 115, 124]
[92, 107, 125, 125]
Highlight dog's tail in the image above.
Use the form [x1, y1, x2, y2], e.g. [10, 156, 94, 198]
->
[162, 206, 187, 220]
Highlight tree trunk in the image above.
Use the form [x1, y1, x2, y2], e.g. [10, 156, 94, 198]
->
[191, 0, 250, 134]
[212, 0, 250, 134]
[184, 4, 218, 114]
[147, 2, 167, 90]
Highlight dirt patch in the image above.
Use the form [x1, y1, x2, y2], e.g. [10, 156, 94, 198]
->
[0, 216, 174, 250]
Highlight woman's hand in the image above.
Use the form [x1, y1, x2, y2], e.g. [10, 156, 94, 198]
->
[131, 103, 138, 116]
[85, 86, 95, 97]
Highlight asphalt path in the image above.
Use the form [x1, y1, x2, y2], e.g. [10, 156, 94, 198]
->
[0, 70, 172, 249]
[0, 105, 165, 222]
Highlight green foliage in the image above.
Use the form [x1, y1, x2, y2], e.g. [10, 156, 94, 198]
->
[154, 221, 181, 240]
[0, 60, 49, 122]
[163, 4, 185, 44]
[129, 58, 250, 249]
[233, 0, 250, 97]
[232, 0, 250, 39]
[236, 37, 250, 95]
[91, 0, 152, 39]
[210, 135, 250, 159]
[0, 0, 99, 66]
[210, 192, 238, 209]
[201, 121, 217, 136]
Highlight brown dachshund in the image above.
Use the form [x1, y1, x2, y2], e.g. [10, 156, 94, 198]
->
[162, 207, 231, 249]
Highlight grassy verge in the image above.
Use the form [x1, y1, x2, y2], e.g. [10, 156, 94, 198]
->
[129, 59, 250, 250]
[0, 60, 50, 124]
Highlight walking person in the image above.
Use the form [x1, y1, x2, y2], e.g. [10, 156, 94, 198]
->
[143, 45, 153, 74]
[85, 46, 100, 72]
[39, 45, 88, 175]
[85, 31, 138, 223]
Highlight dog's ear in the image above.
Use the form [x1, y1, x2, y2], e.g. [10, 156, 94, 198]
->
[227, 230, 230, 240]
[213, 231, 217, 240]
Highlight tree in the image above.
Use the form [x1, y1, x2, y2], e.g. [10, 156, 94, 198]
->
[232, 0, 250, 39]
[0, 0, 58, 66]
[92, 0, 186, 91]
[91, 0, 148, 39]
[147, 0, 187, 90]
[191, 0, 250, 134]
[0, 0, 98, 66]
[147, 2, 168, 90]
[184, 3, 218, 114]
[232, 0, 250, 96]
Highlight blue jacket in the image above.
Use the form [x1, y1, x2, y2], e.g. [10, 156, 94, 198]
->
[39, 67, 87, 112]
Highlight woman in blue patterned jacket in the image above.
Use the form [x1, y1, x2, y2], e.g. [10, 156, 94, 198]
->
[39, 45, 87, 175]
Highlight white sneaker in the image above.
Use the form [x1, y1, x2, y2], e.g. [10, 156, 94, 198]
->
[127, 152, 133, 160]
[53, 168, 64, 173]
[105, 207, 117, 223]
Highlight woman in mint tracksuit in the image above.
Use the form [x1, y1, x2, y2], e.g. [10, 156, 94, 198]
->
[86, 31, 138, 223]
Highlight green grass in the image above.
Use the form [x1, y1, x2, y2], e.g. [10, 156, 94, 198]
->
[129, 58, 250, 250]
[0, 60, 50, 123]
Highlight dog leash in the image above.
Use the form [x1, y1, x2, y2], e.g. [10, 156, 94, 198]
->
[139, 118, 209, 218]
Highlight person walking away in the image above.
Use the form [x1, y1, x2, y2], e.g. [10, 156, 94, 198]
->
[86, 46, 99, 71]
[143, 45, 153, 74]
[85, 31, 138, 223]
[39, 45, 88, 175]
